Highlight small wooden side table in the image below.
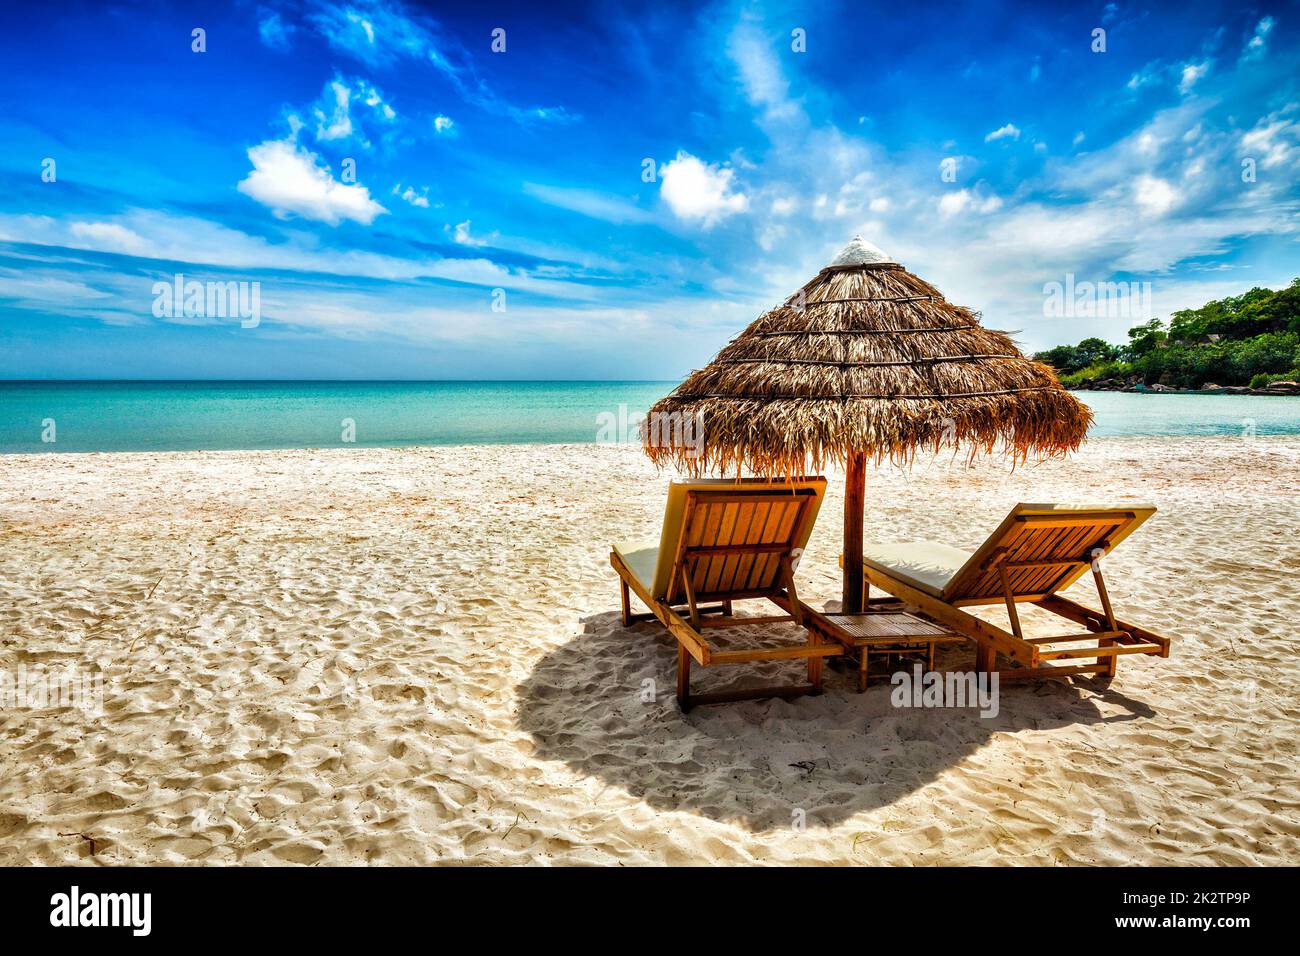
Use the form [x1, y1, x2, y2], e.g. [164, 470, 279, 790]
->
[822, 611, 966, 692]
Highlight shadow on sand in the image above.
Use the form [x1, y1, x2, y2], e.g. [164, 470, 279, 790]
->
[515, 610, 1158, 833]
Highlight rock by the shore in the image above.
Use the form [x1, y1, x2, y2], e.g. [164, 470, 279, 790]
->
[1260, 380, 1300, 395]
[1197, 383, 1252, 395]
[1075, 379, 1300, 396]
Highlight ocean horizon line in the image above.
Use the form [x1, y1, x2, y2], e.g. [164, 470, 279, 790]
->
[0, 378, 681, 385]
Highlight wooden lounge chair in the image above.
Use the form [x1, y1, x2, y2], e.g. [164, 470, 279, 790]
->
[842, 503, 1172, 681]
[611, 477, 843, 711]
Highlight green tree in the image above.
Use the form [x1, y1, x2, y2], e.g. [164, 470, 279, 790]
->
[1074, 337, 1119, 367]
[1034, 344, 1080, 372]
[1037, 279, 1300, 388]
[1122, 319, 1166, 360]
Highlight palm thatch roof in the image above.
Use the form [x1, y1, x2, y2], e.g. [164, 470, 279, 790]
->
[643, 237, 1092, 477]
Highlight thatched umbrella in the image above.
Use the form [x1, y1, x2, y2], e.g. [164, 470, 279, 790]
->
[642, 236, 1093, 614]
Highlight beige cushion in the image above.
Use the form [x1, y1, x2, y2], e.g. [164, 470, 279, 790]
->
[862, 541, 973, 598]
[612, 540, 659, 593]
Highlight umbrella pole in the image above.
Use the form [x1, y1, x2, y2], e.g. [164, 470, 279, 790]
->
[842, 452, 866, 613]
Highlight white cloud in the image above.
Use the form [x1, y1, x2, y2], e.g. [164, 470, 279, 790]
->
[1135, 130, 1160, 156]
[727, 21, 802, 126]
[658, 151, 749, 227]
[433, 114, 454, 133]
[985, 123, 1021, 143]
[938, 191, 968, 216]
[938, 189, 1002, 217]
[1178, 60, 1211, 94]
[1241, 110, 1300, 169]
[359, 82, 395, 120]
[237, 139, 387, 225]
[1127, 64, 1161, 91]
[0, 243, 680, 349]
[771, 196, 796, 216]
[522, 182, 654, 224]
[0, 209, 612, 307]
[449, 220, 487, 246]
[1072, 131, 1086, 147]
[306, 1, 572, 128]
[1134, 174, 1179, 216]
[830, 171, 876, 217]
[868, 197, 890, 213]
[354, 13, 375, 44]
[756, 222, 786, 252]
[314, 80, 354, 141]
[1243, 16, 1276, 61]
[311, 4, 388, 64]
[393, 184, 430, 208]
[69, 222, 148, 254]
[516, 106, 576, 124]
[309, 76, 396, 145]
[258, 10, 294, 51]
[0, 267, 146, 327]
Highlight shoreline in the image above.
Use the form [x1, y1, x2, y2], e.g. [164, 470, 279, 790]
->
[1075, 385, 1300, 396]
[1071, 382, 1300, 396]
[2, 430, 1299, 459]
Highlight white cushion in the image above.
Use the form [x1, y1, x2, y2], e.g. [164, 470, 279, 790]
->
[612, 540, 659, 593]
[862, 541, 973, 598]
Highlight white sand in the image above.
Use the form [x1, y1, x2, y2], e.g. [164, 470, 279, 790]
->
[1, 438, 1297, 865]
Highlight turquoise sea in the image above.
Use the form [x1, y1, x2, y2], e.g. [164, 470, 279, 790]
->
[0, 382, 1297, 453]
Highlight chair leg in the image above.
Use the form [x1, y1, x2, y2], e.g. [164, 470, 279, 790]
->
[1096, 639, 1119, 679]
[928, 640, 936, 673]
[676, 643, 691, 712]
[619, 579, 631, 627]
[806, 628, 823, 692]
[1091, 565, 1120, 678]
[858, 648, 869, 692]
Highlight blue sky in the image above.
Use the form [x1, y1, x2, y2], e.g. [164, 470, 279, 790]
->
[2, 0, 1297, 379]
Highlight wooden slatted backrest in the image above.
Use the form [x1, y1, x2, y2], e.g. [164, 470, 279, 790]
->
[651, 478, 826, 603]
[943, 503, 1156, 603]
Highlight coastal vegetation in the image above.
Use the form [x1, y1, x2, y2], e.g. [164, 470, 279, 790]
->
[1035, 279, 1300, 393]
